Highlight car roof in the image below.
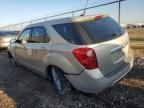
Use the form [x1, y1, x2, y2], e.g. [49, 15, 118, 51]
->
[24, 14, 108, 29]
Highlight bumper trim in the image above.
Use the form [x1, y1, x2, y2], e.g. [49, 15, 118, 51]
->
[66, 61, 133, 93]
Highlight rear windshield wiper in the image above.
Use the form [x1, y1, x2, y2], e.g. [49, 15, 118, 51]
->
[111, 33, 118, 37]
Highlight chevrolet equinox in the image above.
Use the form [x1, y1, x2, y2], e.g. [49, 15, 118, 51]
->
[8, 15, 134, 95]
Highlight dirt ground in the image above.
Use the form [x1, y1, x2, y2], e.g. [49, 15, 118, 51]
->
[0, 50, 144, 108]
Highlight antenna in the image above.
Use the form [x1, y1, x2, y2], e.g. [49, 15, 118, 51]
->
[80, 0, 89, 16]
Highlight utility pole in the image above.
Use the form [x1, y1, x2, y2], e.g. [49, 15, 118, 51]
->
[118, 0, 121, 24]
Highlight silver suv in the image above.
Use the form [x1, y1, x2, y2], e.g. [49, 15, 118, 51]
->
[8, 15, 134, 95]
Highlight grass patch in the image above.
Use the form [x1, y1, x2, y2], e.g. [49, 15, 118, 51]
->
[128, 28, 144, 41]
[128, 28, 144, 49]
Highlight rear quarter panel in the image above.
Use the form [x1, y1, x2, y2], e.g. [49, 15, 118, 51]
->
[47, 25, 85, 74]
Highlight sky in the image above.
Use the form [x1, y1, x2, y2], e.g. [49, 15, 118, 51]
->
[0, 0, 144, 28]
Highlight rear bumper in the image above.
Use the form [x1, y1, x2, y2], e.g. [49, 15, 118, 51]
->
[66, 53, 134, 93]
[0, 43, 9, 49]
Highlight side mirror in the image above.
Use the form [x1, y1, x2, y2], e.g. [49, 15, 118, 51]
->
[21, 40, 27, 44]
[15, 39, 22, 43]
[10, 38, 17, 44]
[15, 39, 27, 44]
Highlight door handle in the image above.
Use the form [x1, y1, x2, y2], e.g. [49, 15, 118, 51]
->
[41, 46, 47, 51]
[111, 46, 122, 54]
[111, 41, 128, 54]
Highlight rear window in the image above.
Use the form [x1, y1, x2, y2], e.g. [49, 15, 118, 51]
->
[53, 23, 83, 45]
[79, 17, 125, 44]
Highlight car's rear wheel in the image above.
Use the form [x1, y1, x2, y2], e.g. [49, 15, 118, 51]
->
[51, 66, 71, 95]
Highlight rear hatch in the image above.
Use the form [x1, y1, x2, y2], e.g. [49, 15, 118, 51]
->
[74, 15, 129, 75]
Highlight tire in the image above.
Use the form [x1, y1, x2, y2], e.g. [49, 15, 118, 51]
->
[51, 66, 71, 95]
[10, 57, 18, 66]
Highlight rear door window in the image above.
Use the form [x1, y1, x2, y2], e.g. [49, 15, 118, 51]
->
[53, 23, 83, 45]
[79, 17, 125, 44]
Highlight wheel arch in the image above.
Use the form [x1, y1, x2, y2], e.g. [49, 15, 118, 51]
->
[46, 65, 67, 80]
[8, 51, 12, 58]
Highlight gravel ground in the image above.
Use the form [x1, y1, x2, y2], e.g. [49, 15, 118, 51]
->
[0, 50, 144, 108]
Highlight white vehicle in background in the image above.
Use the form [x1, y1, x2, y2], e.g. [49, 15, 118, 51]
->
[0, 31, 19, 50]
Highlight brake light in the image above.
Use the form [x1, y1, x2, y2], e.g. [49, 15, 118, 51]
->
[72, 48, 98, 70]
[95, 15, 104, 20]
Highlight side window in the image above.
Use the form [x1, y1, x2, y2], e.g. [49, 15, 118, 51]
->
[19, 29, 31, 41]
[45, 35, 50, 43]
[53, 23, 82, 44]
[31, 27, 49, 43]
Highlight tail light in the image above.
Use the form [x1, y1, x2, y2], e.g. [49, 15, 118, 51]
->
[72, 48, 98, 70]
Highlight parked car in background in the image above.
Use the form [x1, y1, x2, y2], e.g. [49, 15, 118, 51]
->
[0, 31, 19, 49]
[8, 15, 134, 95]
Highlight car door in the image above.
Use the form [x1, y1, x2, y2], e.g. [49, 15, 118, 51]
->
[24, 26, 52, 75]
[15, 29, 31, 65]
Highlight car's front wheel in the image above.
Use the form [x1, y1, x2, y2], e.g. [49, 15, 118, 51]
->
[10, 57, 18, 66]
[51, 66, 71, 95]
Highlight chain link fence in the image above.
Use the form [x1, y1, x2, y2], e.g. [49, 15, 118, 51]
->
[0, 0, 125, 32]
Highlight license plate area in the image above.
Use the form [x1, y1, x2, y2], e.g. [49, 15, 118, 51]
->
[111, 51, 125, 64]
